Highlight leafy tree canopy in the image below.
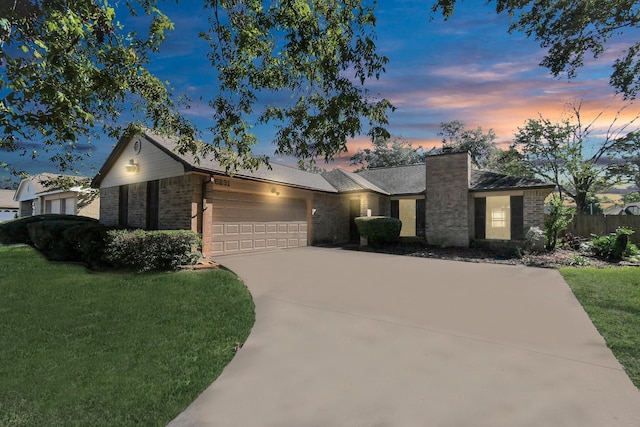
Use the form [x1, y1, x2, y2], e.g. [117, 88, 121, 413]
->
[621, 191, 640, 204]
[1, 0, 392, 175]
[513, 101, 640, 214]
[350, 136, 425, 171]
[438, 120, 497, 169]
[432, 0, 640, 99]
[486, 145, 536, 179]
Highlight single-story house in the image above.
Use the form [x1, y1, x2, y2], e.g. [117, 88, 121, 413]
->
[13, 173, 100, 219]
[604, 202, 640, 216]
[0, 189, 19, 222]
[92, 130, 555, 256]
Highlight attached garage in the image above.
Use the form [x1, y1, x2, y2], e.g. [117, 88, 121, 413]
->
[210, 191, 308, 254]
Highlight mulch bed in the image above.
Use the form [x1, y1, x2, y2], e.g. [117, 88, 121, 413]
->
[345, 242, 638, 269]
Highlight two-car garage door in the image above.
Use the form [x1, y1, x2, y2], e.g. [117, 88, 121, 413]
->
[210, 191, 308, 254]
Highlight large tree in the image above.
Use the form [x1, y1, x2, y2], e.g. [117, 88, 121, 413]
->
[513, 102, 640, 214]
[350, 136, 425, 171]
[432, 1, 640, 99]
[1, 0, 391, 174]
[437, 120, 497, 169]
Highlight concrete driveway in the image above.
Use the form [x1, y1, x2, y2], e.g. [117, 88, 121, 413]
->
[169, 247, 640, 427]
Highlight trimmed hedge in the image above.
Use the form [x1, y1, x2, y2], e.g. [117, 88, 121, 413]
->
[0, 214, 97, 245]
[105, 229, 202, 272]
[27, 220, 94, 261]
[354, 216, 402, 246]
[63, 222, 123, 268]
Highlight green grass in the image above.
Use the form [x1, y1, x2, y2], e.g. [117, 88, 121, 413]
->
[560, 267, 640, 389]
[0, 246, 255, 426]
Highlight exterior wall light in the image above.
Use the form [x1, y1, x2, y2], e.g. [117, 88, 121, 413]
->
[270, 187, 280, 196]
[124, 159, 139, 173]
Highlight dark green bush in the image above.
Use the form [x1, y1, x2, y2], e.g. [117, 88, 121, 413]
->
[354, 216, 402, 247]
[27, 220, 94, 261]
[590, 227, 637, 261]
[0, 214, 97, 245]
[63, 223, 123, 268]
[105, 229, 202, 272]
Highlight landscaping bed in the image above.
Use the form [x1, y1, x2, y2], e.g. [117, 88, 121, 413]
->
[347, 242, 639, 269]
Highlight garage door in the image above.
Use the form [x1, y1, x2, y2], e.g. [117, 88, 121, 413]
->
[210, 192, 308, 254]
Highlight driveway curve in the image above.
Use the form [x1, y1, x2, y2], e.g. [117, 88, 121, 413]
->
[169, 247, 640, 427]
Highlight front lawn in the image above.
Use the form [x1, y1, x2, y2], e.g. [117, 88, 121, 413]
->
[0, 245, 255, 426]
[560, 267, 640, 389]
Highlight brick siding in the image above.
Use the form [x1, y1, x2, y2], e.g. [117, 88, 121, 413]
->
[425, 152, 471, 247]
[99, 186, 119, 226]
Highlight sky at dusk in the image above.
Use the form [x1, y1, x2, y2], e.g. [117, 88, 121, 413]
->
[3, 0, 639, 184]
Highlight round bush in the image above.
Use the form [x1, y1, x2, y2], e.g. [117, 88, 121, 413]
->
[354, 216, 402, 247]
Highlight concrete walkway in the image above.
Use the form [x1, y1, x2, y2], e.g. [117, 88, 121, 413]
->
[169, 247, 640, 427]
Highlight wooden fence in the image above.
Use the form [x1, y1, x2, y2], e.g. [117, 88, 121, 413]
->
[560, 214, 640, 245]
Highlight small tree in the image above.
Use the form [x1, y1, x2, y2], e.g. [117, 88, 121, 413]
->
[544, 195, 575, 250]
[514, 101, 640, 214]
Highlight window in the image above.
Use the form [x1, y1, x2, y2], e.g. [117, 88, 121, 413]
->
[119, 185, 129, 226]
[486, 196, 510, 239]
[390, 198, 425, 237]
[146, 180, 159, 230]
[475, 196, 524, 241]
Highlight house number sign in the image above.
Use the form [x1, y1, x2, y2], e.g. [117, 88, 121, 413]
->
[214, 178, 230, 187]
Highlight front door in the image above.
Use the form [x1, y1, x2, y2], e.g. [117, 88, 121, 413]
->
[349, 199, 361, 242]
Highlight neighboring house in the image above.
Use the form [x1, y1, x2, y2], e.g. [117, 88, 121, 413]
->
[13, 173, 100, 219]
[0, 189, 19, 222]
[92, 130, 555, 256]
[604, 202, 640, 216]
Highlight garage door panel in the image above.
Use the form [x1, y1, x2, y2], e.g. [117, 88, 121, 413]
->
[266, 224, 278, 233]
[225, 224, 240, 234]
[225, 241, 240, 252]
[241, 224, 253, 234]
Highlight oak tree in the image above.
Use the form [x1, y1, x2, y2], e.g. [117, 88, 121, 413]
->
[438, 120, 497, 169]
[1, 0, 392, 174]
[350, 136, 425, 171]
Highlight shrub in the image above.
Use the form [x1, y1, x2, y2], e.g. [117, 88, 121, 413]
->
[63, 223, 123, 268]
[544, 195, 574, 250]
[0, 214, 97, 245]
[26, 219, 94, 261]
[105, 229, 202, 272]
[354, 216, 402, 247]
[590, 227, 637, 261]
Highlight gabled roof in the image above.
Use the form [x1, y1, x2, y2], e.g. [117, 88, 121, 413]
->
[13, 173, 89, 201]
[0, 189, 19, 209]
[92, 130, 338, 193]
[321, 169, 389, 194]
[356, 164, 426, 195]
[605, 202, 640, 215]
[470, 170, 555, 192]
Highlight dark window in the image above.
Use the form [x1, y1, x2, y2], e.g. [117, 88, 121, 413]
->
[510, 196, 524, 240]
[390, 200, 399, 219]
[474, 197, 486, 239]
[146, 180, 160, 230]
[349, 199, 361, 242]
[119, 185, 129, 226]
[416, 198, 426, 237]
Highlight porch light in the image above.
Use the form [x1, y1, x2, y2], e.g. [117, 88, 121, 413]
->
[124, 159, 139, 173]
